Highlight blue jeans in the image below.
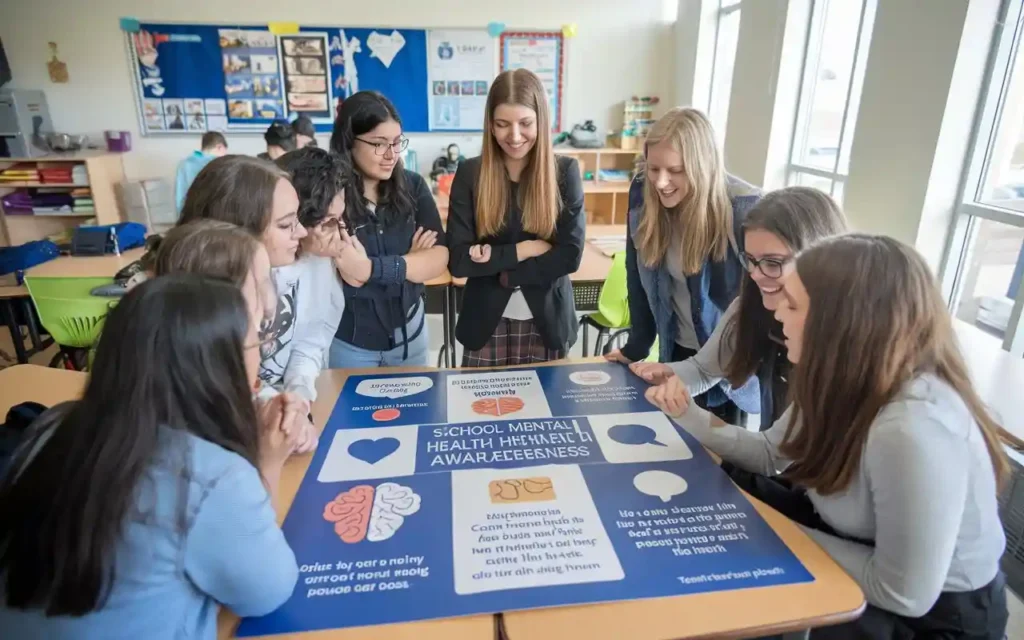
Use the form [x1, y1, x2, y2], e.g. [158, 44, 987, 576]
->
[328, 306, 429, 368]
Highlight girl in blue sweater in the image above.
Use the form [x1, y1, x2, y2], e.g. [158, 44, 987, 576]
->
[0, 275, 301, 639]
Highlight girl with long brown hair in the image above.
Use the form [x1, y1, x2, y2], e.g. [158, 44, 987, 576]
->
[0, 275, 300, 637]
[447, 69, 585, 366]
[605, 107, 761, 423]
[649, 234, 1009, 638]
[631, 187, 848, 427]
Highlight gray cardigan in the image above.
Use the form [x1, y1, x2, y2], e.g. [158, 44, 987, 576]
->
[671, 373, 1005, 617]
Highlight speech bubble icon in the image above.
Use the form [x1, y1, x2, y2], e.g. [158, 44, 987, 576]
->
[608, 423, 667, 447]
[633, 470, 688, 503]
[355, 376, 433, 400]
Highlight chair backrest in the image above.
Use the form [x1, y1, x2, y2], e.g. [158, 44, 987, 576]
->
[24, 276, 117, 348]
[596, 252, 630, 328]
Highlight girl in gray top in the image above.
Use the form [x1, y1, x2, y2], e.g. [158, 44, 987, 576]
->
[648, 234, 1009, 638]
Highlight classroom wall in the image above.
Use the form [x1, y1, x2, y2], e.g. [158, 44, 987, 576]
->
[0, 0, 675, 181]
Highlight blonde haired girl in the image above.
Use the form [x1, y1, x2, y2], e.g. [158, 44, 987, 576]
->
[447, 69, 585, 366]
[607, 107, 761, 422]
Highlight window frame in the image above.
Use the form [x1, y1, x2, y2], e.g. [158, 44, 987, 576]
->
[941, 0, 1024, 355]
[785, 0, 877, 201]
[707, 0, 743, 140]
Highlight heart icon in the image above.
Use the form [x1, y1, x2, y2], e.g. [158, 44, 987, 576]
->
[487, 22, 506, 38]
[367, 30, 406, 69]
[348, 437, 400, 464]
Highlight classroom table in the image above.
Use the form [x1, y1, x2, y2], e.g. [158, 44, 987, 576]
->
[23, 247, 146, 279]
[6, 320, 1024, 638]
[224, 362, 865, 639]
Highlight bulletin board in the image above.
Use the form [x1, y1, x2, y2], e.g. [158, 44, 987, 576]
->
[236, 363, 811, 636]
[123, 21, 500, 135]
[500, 31, 566, 133]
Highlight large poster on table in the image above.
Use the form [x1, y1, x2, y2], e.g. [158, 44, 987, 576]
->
[236, 363, 813, 636]
[127, 22, 480, 135]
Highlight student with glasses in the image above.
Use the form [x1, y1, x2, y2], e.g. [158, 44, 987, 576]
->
[634, 187, 848, 428]
[177, 155, 333, 450]
[329, 91, 447, 368]
[605, 107, 762, 424]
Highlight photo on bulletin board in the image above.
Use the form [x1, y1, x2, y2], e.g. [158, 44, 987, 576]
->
[279, 33, 334, 121]
[426, 29, 495, 131]
[500, 31, 566, 132]
[127, 21, 485, 134]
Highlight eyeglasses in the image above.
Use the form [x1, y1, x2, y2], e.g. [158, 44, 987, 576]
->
[317, 217, 348, 234]
[355, 137, 409, 156]
[740, 253, 793, 279]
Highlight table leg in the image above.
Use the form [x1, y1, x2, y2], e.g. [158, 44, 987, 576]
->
[450, 286, 462, 368]
[441, 285, 451, 368]
[20, 298, 45, 351]
[0, 299, 28, 364]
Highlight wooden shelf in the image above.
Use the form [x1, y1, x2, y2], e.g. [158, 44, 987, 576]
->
[0, 153, 125, 247]
[0, 182, 89, 188]
[583, 181, 631, 194]
[0, 150, 113, 163]
[557, 147, 634, 154]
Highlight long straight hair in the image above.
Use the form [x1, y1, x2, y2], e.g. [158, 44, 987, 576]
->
[0, 276, 261, 615]
[635, 108, 731, 272]
[178, 154, 289, 235]
[476, 69, 560, 239]
[330, 91, 413, 226]
[779, 234, 1009, 494]
[722, 187, 848, 386]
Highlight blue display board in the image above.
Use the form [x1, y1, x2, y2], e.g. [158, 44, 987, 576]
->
[237, 363, 812, 636]
[127, 22, 465, 135]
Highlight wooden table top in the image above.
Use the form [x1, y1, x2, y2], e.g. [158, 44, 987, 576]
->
[229, 363, 863, 639]
[0, 285, 29, 299]
[24, 248, 146, 279]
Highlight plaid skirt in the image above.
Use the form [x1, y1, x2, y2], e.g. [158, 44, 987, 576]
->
[461, 318, 565, 367]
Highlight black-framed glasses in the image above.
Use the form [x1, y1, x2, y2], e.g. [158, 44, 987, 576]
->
[355, 136, 409, 156]
[740, 253, 793, 279]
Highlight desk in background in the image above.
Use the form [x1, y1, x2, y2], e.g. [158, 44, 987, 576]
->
[24, 247, 145, 279]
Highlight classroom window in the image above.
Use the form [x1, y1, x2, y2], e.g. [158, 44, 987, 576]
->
[944, 0, 1024, 355]
[786, 0, 876, 203]
[707, 0, 743, 142]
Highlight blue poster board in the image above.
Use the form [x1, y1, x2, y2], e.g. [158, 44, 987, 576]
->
[126, 22, 457, 135]
[236, 363, 812, 636]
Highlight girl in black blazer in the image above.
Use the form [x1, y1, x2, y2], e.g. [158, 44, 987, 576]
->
[447, 69, 585, 366]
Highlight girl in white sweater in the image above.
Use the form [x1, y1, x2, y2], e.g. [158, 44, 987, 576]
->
[648, 234, 1009, 638]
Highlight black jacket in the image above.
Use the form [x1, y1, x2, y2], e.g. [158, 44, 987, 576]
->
[447, 155, 585, 352]
[335, 170, 445, 351]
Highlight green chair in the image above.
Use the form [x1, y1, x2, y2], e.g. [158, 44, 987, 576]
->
[24, 276, 116, 370]
[579, 252, 631, 356]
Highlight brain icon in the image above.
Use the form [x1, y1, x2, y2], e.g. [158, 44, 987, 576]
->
[322, 484, 373, 543]
[471, 396, 525, 417]
[323, 482, 421, 544]
[368, 482, 422, 542]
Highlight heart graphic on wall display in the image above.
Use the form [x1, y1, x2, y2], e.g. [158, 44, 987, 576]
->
[367, 30, 406, 69]
[348, 437, 401, 465]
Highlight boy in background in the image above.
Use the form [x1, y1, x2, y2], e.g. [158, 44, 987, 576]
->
[291, 115, 318, 149]
[258, 121, 296, 161]
[174, 131, 227, 211]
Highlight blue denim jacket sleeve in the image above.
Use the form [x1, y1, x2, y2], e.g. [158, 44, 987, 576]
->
[620, 176, 657, 363]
